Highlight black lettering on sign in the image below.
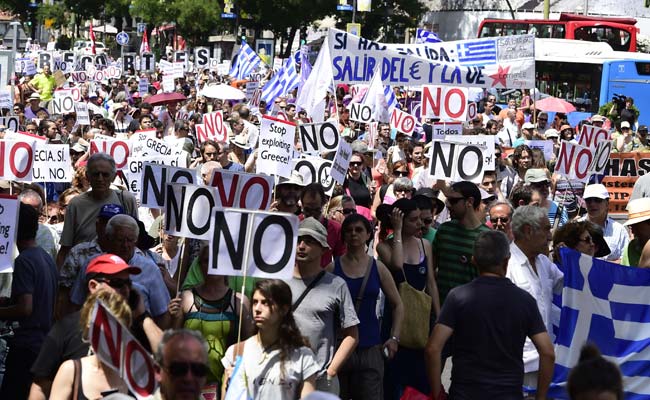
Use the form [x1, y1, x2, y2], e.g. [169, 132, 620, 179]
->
[252, 215, 293, 273]
[165, 184, 185, 233]
[457, 146, 483, 181]
[186, 187, 215, 235]
[213, 211, 248, 270]
[430, 142, 453, 177]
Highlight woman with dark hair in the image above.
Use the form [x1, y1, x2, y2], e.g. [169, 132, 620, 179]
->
[222, 279, 318, 399]
[552, 220, 611, 264]
[343, 151, 373, 220]
[333, 213, 403, 400]
[567, 343, 623, 400]
[376, 198, 440, 398]
[370, 160, 411, 217]
[501, 144, 532, 198]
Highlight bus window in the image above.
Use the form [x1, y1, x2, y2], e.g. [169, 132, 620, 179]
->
[479, 22, 495, 37]
[552, 25, 566, 38]
[536, 24, 554, 38]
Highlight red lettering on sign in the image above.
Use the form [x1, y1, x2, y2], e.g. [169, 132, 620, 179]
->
[239, 176, 271, 210]
[90, 305, 122, 369]
[124, 340, 156, 395]
[210, 170, 239, 207]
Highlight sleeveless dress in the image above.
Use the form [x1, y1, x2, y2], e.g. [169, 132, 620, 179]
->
[184, 288, 238, 384]
[382, 239, 432, 399]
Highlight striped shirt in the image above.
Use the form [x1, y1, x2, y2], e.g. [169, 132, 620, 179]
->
[434, 220, 491, 304]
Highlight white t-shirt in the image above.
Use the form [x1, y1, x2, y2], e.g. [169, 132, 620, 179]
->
[222, 338, 319, 400]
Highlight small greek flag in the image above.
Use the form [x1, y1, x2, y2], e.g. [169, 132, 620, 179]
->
[261, 56, 299, 107]
[229, 42, 262, 80]
[415, 28, 441, 44]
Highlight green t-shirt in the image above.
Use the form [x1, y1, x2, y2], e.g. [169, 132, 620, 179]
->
[621, 238, 642, 267]
[422, 227, 436, 244]
[31, 74, 57, 101]
[181, 257, 257, 298]
[433, 220, 491, 305]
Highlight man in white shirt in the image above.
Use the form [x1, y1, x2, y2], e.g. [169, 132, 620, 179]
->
[579, 184, 629, 262]
[507, 205, 563, 391]
[497, 109, 519, 147]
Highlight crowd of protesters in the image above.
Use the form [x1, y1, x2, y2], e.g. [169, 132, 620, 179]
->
[0, 55, 639, 400]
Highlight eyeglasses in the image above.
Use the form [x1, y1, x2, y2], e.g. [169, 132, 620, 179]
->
[538, 118, 547, 122]
[578, 236, 594, 244]
[342, 208, 357, 215]
[164, 362, 209, 377]
[393, 170, 409, 177]
[95, 277, 132, 289]
[490, 216, 510, 224]
[349, 161, 363, 167]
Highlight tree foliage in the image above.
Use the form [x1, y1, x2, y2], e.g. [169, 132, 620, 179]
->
[348, 0, 428, 43]
[36, 2, 67, 27]
[171, 0, 223, 45]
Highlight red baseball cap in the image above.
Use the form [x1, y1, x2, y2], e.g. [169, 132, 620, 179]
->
[86, 254, 141, 276]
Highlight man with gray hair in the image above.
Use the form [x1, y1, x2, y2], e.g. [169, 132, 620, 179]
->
[18, 188, 59, 260]
[57, 152, 138, 267]
[155, 329, 209, 400]
[426, 230, 554, 399]
[488, 200, 515, 242]
[507, 205, 563, 391]
[216, 141, 245, 171]
[70, 214, 171, 328]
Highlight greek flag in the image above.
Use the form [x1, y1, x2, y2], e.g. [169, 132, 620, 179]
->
[223, 355, 252, 400]
[549, 248, 650, 399]
[456, 39, 497, 64]
[229, 42, 262, 80]
[296, 45, 312, 106]
[415, 28, 441, 44]
[261, 56, 299, 107]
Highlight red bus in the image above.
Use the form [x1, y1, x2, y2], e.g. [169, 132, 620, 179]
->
[478, 13, 638, 52]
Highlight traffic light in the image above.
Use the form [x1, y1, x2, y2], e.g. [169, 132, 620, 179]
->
[239, 28, 246, 43]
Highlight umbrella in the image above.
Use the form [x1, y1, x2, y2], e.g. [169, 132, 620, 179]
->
[146, 92, 187, 106]
[534, 96, 577, 113]
[200, 84, 246, 100]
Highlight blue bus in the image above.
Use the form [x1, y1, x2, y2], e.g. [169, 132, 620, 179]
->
[535, 39, 650, 126]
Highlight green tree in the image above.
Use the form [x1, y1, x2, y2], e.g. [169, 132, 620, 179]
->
[238, 0, 339, 57]
[130, 0, 174, 30]
[343, 0, 428, 43]
[170, 0, 223, 46]
[36, 2, 68, 28]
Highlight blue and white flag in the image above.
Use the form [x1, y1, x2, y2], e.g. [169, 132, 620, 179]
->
[223, 355, 252, 400]
[415, 28, 442, 44]
[261, 56, 299, 107]
[360, 66, 397, 123]
[549, 248, 650, 399]
[229, 42, 262, 80]
[456, 39, 497, 65]
[296, 45, 312, 109]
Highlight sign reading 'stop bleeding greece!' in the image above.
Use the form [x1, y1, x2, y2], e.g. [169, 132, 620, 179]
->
[328, 29, 535, 89]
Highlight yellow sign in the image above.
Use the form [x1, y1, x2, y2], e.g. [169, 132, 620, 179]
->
[44, 18, 55, 29]
[357, 0, 372, 12]
[346, 23, 361, 37]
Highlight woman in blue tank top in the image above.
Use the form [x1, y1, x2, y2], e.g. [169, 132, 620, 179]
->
[376, 198, 441, 399]
[331, 213, 404, 400]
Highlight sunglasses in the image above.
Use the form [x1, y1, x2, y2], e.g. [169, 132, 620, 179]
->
[165, 362, 209, 377]
[393, 170, 409, 177]
[538, 118, 547, 122]
[95, 277, 131, 289]
[490, 216, 510, 224]
[349, 161, 363, 167]
[342, 208, 357, 215]
[578, 236, 593, 244]
[447, 196, 465, 204]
